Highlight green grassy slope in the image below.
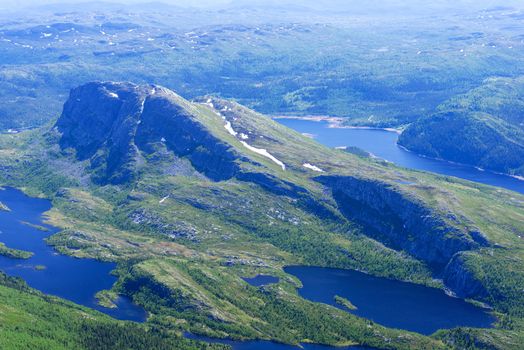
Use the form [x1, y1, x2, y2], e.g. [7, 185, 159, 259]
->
[0, 272, 225, 350]
[0, 89, 523, 349]
[399, 77, 524, 176]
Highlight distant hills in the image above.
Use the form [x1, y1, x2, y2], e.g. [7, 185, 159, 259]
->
[399, 77, 524, 177]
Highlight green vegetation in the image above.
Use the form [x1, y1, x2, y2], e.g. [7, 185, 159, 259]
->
[1, 3, 524, 132]
[0, 243, 33, 259]
[335, 295, 358, 311]
[0, 271, 226, 350]
[95, 290, 119, 309]
[399, 77, 524, 176]
[20, 221, 50, 232]
[0, 85, 523, 349]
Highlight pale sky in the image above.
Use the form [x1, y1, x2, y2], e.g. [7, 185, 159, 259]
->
[0, 0, 522, 12]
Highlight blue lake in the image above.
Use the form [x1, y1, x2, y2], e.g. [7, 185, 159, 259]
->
[0, 187, 147, 322]
[285, 266, 495, 335]
[277, 118, 524, 194]
[243, 274, 280, 287]
[0, 162, 497, 349]
[185, 333, 370, 350]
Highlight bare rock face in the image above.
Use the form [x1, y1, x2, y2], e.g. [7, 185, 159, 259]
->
[443, 252, 488, 299]
[56, 82, 241, 184]
[316, 175, 487, 268]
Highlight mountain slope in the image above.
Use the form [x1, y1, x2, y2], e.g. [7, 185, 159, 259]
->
[1, 82, 524, 349]
[0, 272, 219, 350]
[399, 77, 524, 177]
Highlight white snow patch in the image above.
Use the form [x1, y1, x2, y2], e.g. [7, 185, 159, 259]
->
[205, 99, 215, 109]
[239, 133, 249, 140]
[224, 121, 237, 136]
[161, 137, 166, 142]
[42, 33, 52, 38]
[303, 163, 324, 172]
[240, 141, 286, 171]
[159, 195, 169, 204]
[108, 92, 119, 98]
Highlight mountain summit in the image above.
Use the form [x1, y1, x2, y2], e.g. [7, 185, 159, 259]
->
[56, 82, 245, 184]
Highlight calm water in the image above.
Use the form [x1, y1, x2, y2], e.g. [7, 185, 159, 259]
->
[277, 119, 524, 194]
[243, 275, 280, 287]
[0, 187, 147, 322]
[285, 266, 495, 335]
[0, 186, 495, 348]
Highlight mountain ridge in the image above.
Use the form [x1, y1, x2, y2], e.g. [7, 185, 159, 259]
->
[1, 81, 524, 349]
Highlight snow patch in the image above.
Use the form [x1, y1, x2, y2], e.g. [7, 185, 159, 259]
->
[224, 121, 237, 137]
[303, 163, 324, 172]
[239, 133, 249, 140]
[108, 92, 119, 98]
[241, 141, 286, 171]
[159, 195, 169, 204]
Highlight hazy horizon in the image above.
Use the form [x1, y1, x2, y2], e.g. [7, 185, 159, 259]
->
[1, 0, 523, 12]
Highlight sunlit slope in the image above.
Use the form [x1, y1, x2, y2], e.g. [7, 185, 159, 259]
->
[0, 82, 523, 349]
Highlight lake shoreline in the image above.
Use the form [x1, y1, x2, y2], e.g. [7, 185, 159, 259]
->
[271, 115, 402, 134]
[277, 118, 524, 193]
[397, 144, 524, 185]
[0, 187, 147, 322]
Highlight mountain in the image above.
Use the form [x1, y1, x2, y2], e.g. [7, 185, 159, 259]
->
[56, 82, 242, 184]
[399, 77, 524, 177]
[3, 4, 524, 131]
[1, 81, 524, 349]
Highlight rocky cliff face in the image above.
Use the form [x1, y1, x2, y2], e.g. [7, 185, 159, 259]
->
[317, 176, 488, 269]
[443, 252, 487, 298]
[56, 82, 242, 184]
[55, 82, 492, 300]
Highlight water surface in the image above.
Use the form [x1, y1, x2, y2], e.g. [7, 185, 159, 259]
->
[277, 119, 524, 194]
[0, 187, 147, 322]
[285, 266, 495, 335]
[243, 275, 280, 287]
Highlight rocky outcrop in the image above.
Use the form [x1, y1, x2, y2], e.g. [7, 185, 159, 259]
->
[317, 175, 486, 268]
[443, 252, 487, 298]
[56, 82, 242, 184]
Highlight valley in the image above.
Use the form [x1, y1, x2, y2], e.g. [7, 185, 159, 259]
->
[277, 118, 524, 194]
[1, 1, 524, 176]
[0, 81, 522, 349]
[0, 2, 523, 349]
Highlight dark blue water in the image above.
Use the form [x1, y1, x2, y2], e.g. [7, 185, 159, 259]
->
[277, 119, 524, 194]
[0, 187, 495, 349]
[0, 187, 147, 322]
[243, 275, 280, 287]
[285, 266, 495, 335]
